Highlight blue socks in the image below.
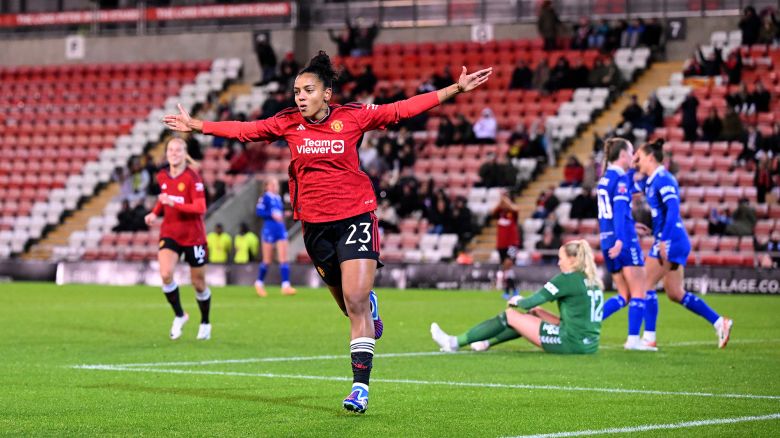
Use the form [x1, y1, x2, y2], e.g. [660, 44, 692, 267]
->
[645, 290, 658, 332]
[681, 292, 720, 325]
[280, 263, 290, 284]
[257, 262, 268, 283]
[602, 295, 627, 320]
[627, 298, 645, 336]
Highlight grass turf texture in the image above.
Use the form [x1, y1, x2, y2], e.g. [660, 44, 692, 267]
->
[1, 283, 779, 437]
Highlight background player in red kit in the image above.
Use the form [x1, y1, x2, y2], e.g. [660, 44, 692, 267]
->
[494, 191, 521, 301]
[163, 51, 492, 413]
[144, 138, 212, 341]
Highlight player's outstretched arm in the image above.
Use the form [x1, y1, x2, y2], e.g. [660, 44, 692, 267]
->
[437, 66, 493, 103]
[163, 103, 203, 132]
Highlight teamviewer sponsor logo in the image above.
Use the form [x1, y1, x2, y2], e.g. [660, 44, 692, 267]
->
[295, 139, 345, 154]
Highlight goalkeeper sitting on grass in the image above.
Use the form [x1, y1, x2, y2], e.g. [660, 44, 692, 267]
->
[431, 240, 604, 354]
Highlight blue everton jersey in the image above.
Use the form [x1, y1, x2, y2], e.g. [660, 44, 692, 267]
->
[597, 165, 637, 244]
[640, 166, 688, 242]
[257, 192, 285, 224]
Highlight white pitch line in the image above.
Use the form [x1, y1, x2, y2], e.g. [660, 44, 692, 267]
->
[507, 412, 780, 438]
[81, 338, 780, 368]
[72, 365, 780, 401]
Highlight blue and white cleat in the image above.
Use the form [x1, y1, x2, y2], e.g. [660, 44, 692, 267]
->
[369, 290, 383, 340]
[343, 383, 369, 413]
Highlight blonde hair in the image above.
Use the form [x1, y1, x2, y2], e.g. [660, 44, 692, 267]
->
[562, 240, 603, 289]
[166, 137, 200, 170]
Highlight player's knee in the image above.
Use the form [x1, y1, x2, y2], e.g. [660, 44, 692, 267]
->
[191, 275, 206, 291]
[343, 291, 370, 315]
[160, 271, 174, 285]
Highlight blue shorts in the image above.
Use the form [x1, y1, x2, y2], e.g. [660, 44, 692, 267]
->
[601, 239, 644, 273]
[648, 237, 691, 267]
[262, 222, 287, 243]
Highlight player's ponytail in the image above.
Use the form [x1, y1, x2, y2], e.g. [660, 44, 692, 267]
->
[640, 138, 665, 163]
[603, 137, 632, 171]
[563, 240, 603, 290]
[299, 50, 338, 90]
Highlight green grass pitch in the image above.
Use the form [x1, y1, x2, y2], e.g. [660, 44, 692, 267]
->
[1, 282, 779, 436]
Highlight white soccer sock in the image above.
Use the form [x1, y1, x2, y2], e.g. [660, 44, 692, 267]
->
[281, 281, 291, 288]
[643, 331, 656, 343]
[350, 337, 376, 354]
[713, 316, 724, 329]
[162, 281, 178, 293]
[195, 287, 211, 301]
[626, 335, 640, 345]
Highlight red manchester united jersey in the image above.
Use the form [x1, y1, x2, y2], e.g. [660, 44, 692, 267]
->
[156, 167, 207, 246]
[495, 208, 520, 249]
[202, 92, 440, 223]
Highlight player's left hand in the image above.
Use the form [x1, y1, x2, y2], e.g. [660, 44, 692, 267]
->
[158, 193, 174, 206]
[608, 240, 623, 259]
[457, 66, 493, 93]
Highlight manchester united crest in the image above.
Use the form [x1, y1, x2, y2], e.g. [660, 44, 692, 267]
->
[177, 182, 186, 192]
[330, 120, 343, 132]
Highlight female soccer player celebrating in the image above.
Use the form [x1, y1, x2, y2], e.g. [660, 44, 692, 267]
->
[254, 176, 296, 297]
[144, 138, 212, 341]
[597, 138, 653, 350]
[634, 139, 732, 348]
[163, 51, 492, 413]
[431, 240, 603, 355]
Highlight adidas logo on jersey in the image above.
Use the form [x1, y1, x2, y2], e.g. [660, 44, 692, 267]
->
[358, 245, 368, 252]
[297, 124, 306, 131]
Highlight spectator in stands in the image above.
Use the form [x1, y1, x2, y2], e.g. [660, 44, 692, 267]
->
[606, 20, 627, 51]
[727, 83, 754, 114]
[261, 90, 288, 119]
[535, 228, 562, 264]
[589, 56, 623, 90]
[620, 18, 644, 48]
[210, 180, 226, 206]
[350, 19, 379, 57]
[418, 179, 436, 213]
[588, 19, 609, 50]
[759, 14, 778, 44]
[254, 33, 277, 85]
[537, 0, 561, 51]
[479, 153, 517, 188]
[751, 81, 771, 113]
[113, 200, 135, 232]
[532, 185, 560, 219]
[233, 222, 259, 264]
[569, 58, 590, 89]
[427, 197, 453, 235]
[507, 123, 530, 159]
[353, 65, 378, 97]
[328, 23, 354, 57]
[561, 155, 585, 187]
[663, 152, 680, 175]
[763, 122, 780, 156]
[375, 199, 399, 233]
[397, 142, 416, 170]
[699, 46, 723, 77]
[417, 77, 436, 94]
[509, 60, 533, 90]
[571, 17, 592, 50]
[277, 52, 299, 89]
[644, 93, 665, 133]
[570, 186, 598, 219]
[531, 60, 550, 92]
[722, 106, 745, 142]
[681, 93, 700, 142]
[737, 125, 762, 164]
[473, 108, 497, 143]
[582, 155, 600, 189]
[453, 114, 475, 144]
[726, 198, 757, 236]
[701, 108, 723, 142]
[432, 66, 454, 91]
[547, 58, 571, 92]
[436, 115, 455, 147]
[756, 157, 774, 203]
[740, 6, 761, 46]
[708, 207, 732, 235]
[682, 50, 703, 77]
[451, 196, 474, 245]
[206, 223, 232, 264]
[396, 181, 422, 218]
[723, 49, 743, 85]
[128, 157, 150, 204]
[621, 95, 644, 126]
[641, 17, 663, 49]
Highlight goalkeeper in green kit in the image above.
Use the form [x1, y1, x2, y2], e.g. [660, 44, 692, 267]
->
[431, 240, 604, 354]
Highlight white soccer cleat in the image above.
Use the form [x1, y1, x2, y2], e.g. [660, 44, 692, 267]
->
[196, 323, 212, 340]
[430, 322, 457, 352]
[470, 340, 490, 352]
[170, 313, 189, 340]
[716, 317, 733, 349]
[624, 337, 658, 351]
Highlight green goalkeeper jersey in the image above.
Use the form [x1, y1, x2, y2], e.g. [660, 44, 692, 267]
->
[517, 271, 603, 353]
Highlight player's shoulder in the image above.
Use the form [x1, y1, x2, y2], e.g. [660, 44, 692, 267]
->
[183, 166, 202, 180]
[270, 107, 301, 126]
[336, 102, 367, 111]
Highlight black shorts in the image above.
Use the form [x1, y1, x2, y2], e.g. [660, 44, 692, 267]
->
[303, 212, 383, 287]
[159, 237, 208, 268]
[498, 246, 518, 263]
